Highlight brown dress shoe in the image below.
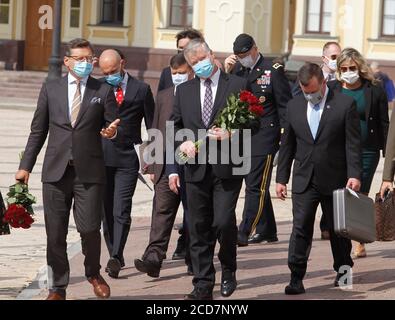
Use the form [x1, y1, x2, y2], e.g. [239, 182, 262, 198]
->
[46, 292, 66, 300]
[88, 275, 111, 299]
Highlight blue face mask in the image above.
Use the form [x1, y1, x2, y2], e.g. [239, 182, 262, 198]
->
[105, 72, 123, 87]
[73, 61, 93, 78]
[193, 58, 214, 79]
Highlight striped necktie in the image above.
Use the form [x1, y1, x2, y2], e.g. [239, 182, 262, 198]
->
[70, 80, 81, 128]
[202, 78, 213, 127]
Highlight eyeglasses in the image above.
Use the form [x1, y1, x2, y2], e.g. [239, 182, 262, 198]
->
[68, 55, 95, 63]
[340, 66, 358, 73]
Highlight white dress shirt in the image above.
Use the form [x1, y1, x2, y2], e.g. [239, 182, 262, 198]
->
[200, 67, 221, 113]
[306, 85, 329, 126]
[68, 73, 89, 120]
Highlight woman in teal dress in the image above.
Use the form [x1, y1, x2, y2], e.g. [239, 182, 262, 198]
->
[329, 48, 389, 258]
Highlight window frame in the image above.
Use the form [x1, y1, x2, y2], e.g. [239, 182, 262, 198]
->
[100, 0, 125, 26]
[381, 0, 395, 39]
[0, 0, 11, 25]
[168, 0, 193, 29]
[305, 0, 331, 35]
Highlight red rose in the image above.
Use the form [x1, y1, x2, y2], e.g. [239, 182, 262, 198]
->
[4, 204, 34, 229]
[239, 91, 251, 102]
[247, 95, 259, 105]
[249, 104, 264, 117]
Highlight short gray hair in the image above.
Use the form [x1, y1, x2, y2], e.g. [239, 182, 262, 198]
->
[183, 39, 211, 60]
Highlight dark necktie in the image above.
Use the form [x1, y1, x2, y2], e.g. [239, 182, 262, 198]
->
[116, 86, 124, 106]
[202, 79, 213, 127]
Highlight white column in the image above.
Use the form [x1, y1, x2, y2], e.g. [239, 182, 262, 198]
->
[15, 0, 26, 40]
[204, 0, 246, 53]
[132, 0, 154, 47]
[342, 0, 365, 52]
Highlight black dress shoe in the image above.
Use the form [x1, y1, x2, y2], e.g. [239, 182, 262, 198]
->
[185, 288, 213, 300]
[237, 232, 249, 247]
[285, 278, 306, 295]
[221, 273, 237, 298]
[106, 257, 122, 279]
[134, 259, 160, 278]
[248, 233, 279, 244]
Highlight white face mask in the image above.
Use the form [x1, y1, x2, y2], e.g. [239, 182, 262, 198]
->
[239, 55, 255, 69]
[341, 71, 360, 85]
[327, 59, 338, 72]
[171, 73, 189, 87]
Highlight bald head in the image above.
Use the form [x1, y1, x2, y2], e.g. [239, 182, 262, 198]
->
[99, 49, 125, 76]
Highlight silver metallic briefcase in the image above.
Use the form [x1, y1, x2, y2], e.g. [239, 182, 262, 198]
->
[333, 188, 376, 243]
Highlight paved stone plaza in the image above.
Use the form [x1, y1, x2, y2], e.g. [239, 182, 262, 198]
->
[0, 106, 394, 300]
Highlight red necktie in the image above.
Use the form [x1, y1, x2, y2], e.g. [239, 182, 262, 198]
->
[116, 86, 124, 106]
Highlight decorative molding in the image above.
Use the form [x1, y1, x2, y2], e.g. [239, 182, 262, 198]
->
[87, 25, 131, 46]
[245, 0, 271, 53]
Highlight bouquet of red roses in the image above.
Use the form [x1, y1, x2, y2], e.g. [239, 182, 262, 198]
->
[179, 90, 263, 161]
[2, 183, 36, 229]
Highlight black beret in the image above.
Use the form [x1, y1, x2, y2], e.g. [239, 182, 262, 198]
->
[233, 34, 255, 55]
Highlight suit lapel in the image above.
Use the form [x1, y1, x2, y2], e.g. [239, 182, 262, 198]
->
[59, 76, 70, 126]
[247, 55, 264, 82]
[75, 77, 97, 127]
[122, 73, 139, 108]
[209, 71, 230, 127]
[297, 100, 314, 142]
[190, 78, 204, 127]
[315, 89, 334, 140]
[364, 82, 372, 121]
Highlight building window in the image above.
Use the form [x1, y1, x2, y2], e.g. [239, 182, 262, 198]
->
[101, 0, 124, 25]
[70, 0, 81, 28]
[305, 0, 332, 34]
[169, 0, 193, 28]
[0, 0, 10, 24]
[382, 0, 395, 37]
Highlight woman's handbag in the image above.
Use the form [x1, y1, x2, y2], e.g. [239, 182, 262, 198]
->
[375, 191, 395, 241]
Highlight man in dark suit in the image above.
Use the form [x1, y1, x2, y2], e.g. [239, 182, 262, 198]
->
[276, 63, 362, 295]
[172, 39, 248, 300]
[291, 42, 343, 240]
[224, 34, 291, 246]
[158, 28, 204, 93]
[134, 53, 193, 277]
[15, 38, 120, 300]
[99, 49, 155, 278]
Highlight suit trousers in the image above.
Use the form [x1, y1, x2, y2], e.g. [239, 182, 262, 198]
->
[43, 165, 103, 291]
[103, 164, 139, 265]
[289, 181, 354, 279]
[186, 166, 243, 291]
[143, 175, 181, 264]
[239, 154, 277, 237]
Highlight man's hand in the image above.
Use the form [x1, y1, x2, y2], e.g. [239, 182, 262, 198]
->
[15, 170, 30, 184]
[169, 175, 180, 195]
[276, 183, 287, 201]
[208, 127, 231, 141]
[180, 141, 197, 159]
[380, 181, 394, 199]
[346, 178, 361, 192]
[101, 119, 121, 139]
[224, 54, 238, 73]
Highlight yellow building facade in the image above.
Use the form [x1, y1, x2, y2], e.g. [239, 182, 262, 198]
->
[291, 0, 395, 77]
[0, 0, 393, 81]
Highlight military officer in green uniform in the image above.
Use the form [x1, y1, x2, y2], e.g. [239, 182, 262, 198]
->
[225, 34, 292, 246]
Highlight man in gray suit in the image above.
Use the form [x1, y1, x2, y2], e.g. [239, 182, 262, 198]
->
[15, 38, 120, 300]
